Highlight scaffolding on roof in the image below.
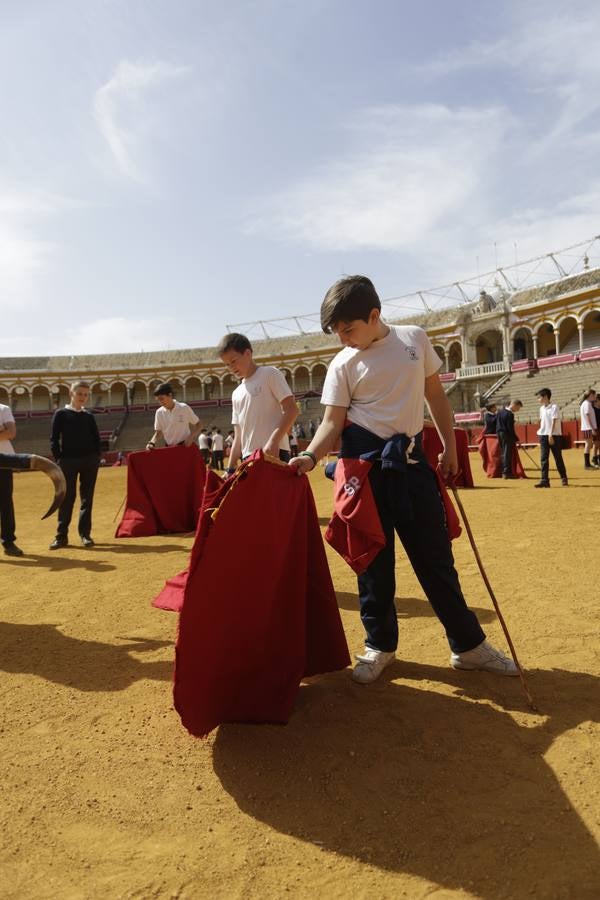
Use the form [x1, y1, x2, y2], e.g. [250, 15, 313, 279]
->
[227, 234, 600, 339]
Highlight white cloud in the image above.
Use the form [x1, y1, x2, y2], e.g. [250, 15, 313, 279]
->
[246, 104, 512, 252]
[0, 185, 80, 310]
[63, 316, 173, 354]
[93, 60, 191, 182]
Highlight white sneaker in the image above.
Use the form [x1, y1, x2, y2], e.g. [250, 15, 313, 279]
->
[450, 640, 519, 676]
[352, 648, 396, 684]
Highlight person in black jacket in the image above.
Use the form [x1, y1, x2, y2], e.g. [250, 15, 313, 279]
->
[482, 403, 497, 435]
[496, 399, 522, 478]
[49, 381, 100, 549]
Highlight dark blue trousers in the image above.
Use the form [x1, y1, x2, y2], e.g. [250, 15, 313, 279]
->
[57, 455, 100, 539]
[0, 470, 16, 545]
[357, 455, 485, 654]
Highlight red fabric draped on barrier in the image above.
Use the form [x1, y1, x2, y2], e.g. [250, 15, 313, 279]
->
[116, 445, 207, 537]
[477, 434, 526, 479]
[155, 453, 350, 737]
[422, 425, 474, 487]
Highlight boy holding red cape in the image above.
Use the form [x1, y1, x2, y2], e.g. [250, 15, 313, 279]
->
[290, 276, 518, 684]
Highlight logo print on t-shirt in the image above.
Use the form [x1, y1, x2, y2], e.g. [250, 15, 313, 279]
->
[405, 345, 418, 361]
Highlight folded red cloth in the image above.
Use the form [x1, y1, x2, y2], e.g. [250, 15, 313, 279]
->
[325, 455, 461, 575]
[157, 452, 350, 736]
[116, 444, 206, 537]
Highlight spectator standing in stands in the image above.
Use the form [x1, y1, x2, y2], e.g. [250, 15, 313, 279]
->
[50, 381, 100, 549]
[580, 390, 598, 469]
[0, 402, 23, 557]
[534, 388, 568, 488]
[146, 383, 203, 451]
[496, 400, 522, 479]
[482, 403, 497, 435]
[211, 429, 224, 470]
[217, 332, 298, 472]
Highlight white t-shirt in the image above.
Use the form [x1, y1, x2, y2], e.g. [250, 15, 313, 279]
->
[537, 403, 562, 437]
[580, 400, 596, 432]
[0, 404, 15, 454]
[198, 432, 210, 450]
[154, 400, 199, 446]
[231, 366, 292, 457]
[211, 432, 224, 451]
[321, 325, 442, 439]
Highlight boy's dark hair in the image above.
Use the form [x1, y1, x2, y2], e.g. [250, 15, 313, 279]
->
[536, 388, 552, 400]
[217, 332, 252, 355]
[320, 275, 381, 334]
[154, 382, 173, 397]
[485, 403, 497, 412]
[582, 389, 596, 401]
[512, 399, 523, 408]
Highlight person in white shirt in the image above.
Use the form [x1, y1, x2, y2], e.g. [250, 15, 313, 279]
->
[211, 429, 225, 470]
[217, 333, 298, 474]
[593, 395, 600, 467]
[534, 388, 567, 488]
[0, 403, 23, 557]
[198, 428, 211, 464]
[579, 389, 598, 470]
[146, 383, 203, 451]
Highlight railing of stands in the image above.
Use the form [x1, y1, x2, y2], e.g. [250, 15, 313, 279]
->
[459, 361, 509, 379]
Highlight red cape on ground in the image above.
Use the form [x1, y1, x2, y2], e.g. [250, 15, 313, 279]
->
[477, 434, 527, 479]
[115, 445, 207, 537]
[423, 425, 474, 487]
[156, 453, 350, 737]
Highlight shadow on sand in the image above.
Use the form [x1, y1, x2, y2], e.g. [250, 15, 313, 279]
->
[213, 663, 600, 898]
[0, 622, 173, 691]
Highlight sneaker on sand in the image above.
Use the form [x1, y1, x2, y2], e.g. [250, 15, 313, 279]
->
[352, 648, 395, 684]
[450, 640, 519, 676]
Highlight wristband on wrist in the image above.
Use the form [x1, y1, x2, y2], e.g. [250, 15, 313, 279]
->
[299, 450, 317, 468]
[147, 441, 155, 448]
[225, 466, 236, 475]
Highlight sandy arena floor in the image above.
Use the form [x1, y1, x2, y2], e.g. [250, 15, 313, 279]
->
[2, 449, 599, 899]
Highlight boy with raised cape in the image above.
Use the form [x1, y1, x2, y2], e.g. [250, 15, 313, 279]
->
[290, 275, 518, 684]
[217, 333, 298, 470]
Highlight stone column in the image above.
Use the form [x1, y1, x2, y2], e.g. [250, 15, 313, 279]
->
[532, 334, 538, 360]
[578, 322, 584, 353]
[554, 330, 561, 355]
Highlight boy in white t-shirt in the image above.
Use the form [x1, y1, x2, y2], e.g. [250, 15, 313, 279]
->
[146, 383, 203, 451]
[534, 388, 568, 487]
[579, 389, 598, 469]
[290, 275, 517, 684]
[217, 333, 298, 473]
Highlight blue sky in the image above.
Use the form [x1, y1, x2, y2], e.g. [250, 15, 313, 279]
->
[1, 0, 599, 355]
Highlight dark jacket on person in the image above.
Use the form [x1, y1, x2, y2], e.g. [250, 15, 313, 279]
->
[496, 407, 518, 441]
[51, 408, 100, 460]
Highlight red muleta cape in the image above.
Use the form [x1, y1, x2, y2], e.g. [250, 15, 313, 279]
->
[155, 452, 350, 737]
[476, 434, 527, 479]
[422, 425, 474, 488]
[115, 444, 207, 537]
[325, 457, 462, 575]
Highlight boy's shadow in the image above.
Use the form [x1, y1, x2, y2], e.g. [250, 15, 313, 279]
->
[213, 664, 600, 898]
[0, 622, 173, 691]
[2, 554, 116, 573]
[336, 591, 497, 624]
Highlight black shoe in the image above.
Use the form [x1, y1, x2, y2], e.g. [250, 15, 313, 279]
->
[561, 477, 568, 486]
[81, 536, 94, 548]
[49, 537, 68, 550]
[534, 481, 550, 488]
[3, 542, 24, 557]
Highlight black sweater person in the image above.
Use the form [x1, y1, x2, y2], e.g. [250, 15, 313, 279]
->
[49, 381, 100, 549]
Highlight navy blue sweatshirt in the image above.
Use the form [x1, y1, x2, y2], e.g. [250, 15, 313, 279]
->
[50, 408, 100, 460]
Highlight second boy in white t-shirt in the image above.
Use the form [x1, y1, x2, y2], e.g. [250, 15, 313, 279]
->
[217, 333, 298, 472]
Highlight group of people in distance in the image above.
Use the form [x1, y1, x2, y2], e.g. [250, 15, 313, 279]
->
[483, 386, 600, 485]
[3, 274, 533, 687]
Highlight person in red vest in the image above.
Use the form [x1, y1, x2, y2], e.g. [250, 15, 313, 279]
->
[291, 275, 518, 684]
